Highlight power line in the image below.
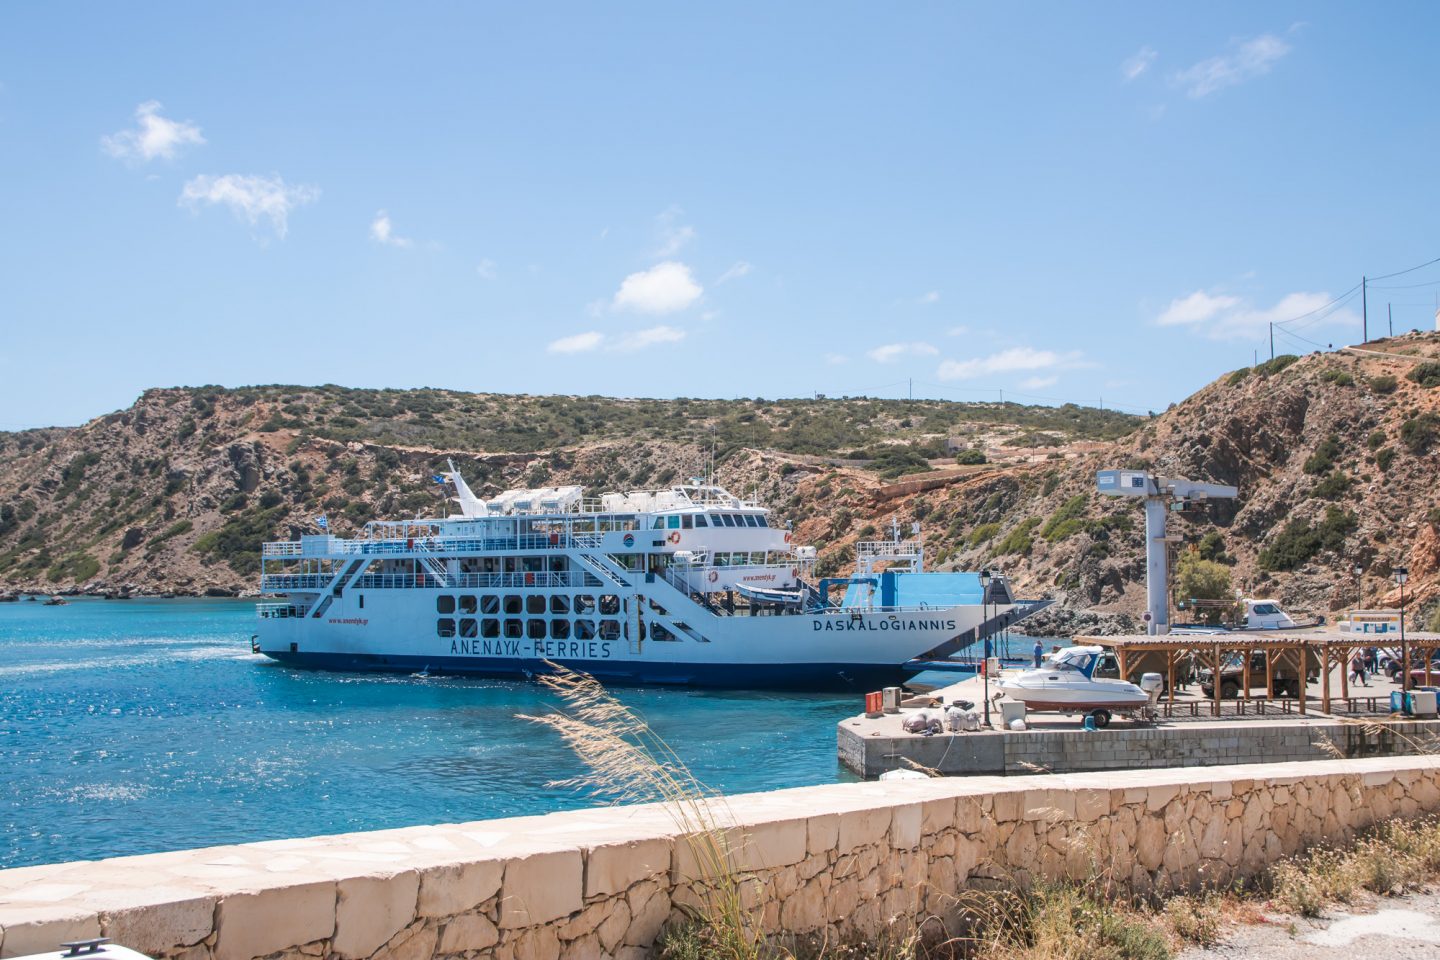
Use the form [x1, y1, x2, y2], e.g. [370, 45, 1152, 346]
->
[1365, 254, 1440, 283]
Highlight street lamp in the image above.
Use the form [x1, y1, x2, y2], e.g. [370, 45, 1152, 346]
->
[1353, 563, 1364, 612]
[1396, 566, 1410, 691]
[980, 569, 992, 728]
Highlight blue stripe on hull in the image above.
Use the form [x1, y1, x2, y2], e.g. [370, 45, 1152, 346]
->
[260, 650, 913, 691]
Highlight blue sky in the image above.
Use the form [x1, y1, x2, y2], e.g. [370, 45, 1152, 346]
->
[3, 2, 1439, 428]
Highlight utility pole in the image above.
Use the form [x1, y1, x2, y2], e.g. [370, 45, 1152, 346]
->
[1269, 322, 1274, 360]
[908, 378, 912, 401]
[1362, 276, 1368, 343]
[1389, 303, 1394, 338]
[998, 388, 1003, 404]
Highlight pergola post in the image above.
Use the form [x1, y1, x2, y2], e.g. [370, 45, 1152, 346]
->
[1212, 644, 1222, 717]
[1295, 644, 1306, 715]
[1266, 649, 1275, 700]
[1118, 647, 1130, 685]
[1167, 648, 1176, 710]
[1322, 646, 1331, 714]
[1339, 642, 1349, 701]
[1242, 647, 1252, 704]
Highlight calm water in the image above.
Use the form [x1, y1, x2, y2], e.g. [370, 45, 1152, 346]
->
[0, 597, 865, 869]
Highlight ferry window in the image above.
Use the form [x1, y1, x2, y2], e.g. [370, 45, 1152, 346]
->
[744, 516, 759, 527]
[527, 619, 547, 640]
[459, 618, 478, 638]
[651, 517, 666, 530]
[436, 618, 456, 637]
[694, 515, 708, 527]
[437, 596, 456, 614]
[504, 595, 522, 614]
[757, 517, 768, 528]
[504, 619, 523, 638]
[714, 553, 728, 566]
[575, 619, 596, 639]
[480, 595, 500, 614]
[459, 595, 477, 614]
[652, 624, 675, 642]
[682, 515, 693, 529]
[550, 619, 571, 639]
[599, 595, 620, 615]
[575, 595, 596, 614]
[358, 594, 364, 609]
[481, 619, 499, 638]
[526, 595, 546, 615]
[667, 515, 681, 530]
[599, 620, 621, 640]
[721, 514, 737, 527]
[550, 595, 571, 614]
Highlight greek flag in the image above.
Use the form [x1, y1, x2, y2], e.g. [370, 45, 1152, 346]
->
[315, 515, 328, 530]
[432, 474, 447, 485]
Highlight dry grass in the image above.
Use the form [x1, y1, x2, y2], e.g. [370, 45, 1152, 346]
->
[520, 665, 762, 960]
[1270, 816, 1440, 917]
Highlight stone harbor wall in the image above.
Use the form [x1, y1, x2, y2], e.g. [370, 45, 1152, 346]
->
[5, 757, 1440, 960]
[838, 716, 1440, 777]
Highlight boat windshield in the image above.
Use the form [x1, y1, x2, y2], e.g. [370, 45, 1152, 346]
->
[1050, 651, 1097, 676]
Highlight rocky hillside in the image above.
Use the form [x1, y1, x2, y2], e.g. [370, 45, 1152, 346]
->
[0, 388, 1133, 597]
[8, 335, 1440, 628]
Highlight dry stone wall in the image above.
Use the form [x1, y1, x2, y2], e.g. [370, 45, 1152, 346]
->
[5, 757, 1440, 960]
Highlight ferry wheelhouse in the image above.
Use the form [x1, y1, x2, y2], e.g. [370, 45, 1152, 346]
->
[253, 465, 1043, 689]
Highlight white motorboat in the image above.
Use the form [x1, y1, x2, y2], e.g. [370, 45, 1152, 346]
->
[998, 646, 1154, 717]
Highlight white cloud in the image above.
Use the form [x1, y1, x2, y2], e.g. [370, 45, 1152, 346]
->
[1122, 46, 1158, 82]
[1174, 34, 1290, 98]
[717, 261, 752, 284]
[476, 258, 497, 279]
[1156, 289, 1354, 341]
[178, 174, 319, 238]
[615, 325, 686, 352]
[824, 353, 850, 365]
[369, 211, 412, 248]
[918, 290, 940, 304]
[547, 331, 604, 354]
[1156, 290, 1242, 327]
[545, 326, 686, 354]
[612, 261, 703, 314]
[936, 346, 1088, 381]
[867, 341, 939, 364]
[946, 325, 970, 337]
[1020, 376, 1058, 389]
[654, 206, 696, 257]
[102, 101, 205, 162]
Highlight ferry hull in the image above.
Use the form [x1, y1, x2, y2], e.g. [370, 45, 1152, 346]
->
[258, 649, 913, 690]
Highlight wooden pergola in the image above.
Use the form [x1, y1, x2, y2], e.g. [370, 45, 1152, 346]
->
[1079, 631, 1440, 716]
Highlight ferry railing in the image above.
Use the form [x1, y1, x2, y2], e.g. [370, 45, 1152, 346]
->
[349, 571, 602, 590]
[260, 574, 336, 591]
[256, 603, 306, 619]
[262, 542, 304, 557]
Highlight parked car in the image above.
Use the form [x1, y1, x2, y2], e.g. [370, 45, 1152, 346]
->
[1197, 650, 1315, 699]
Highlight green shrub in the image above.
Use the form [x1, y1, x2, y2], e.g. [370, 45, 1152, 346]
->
[1368, 429, 1387, 451]
[1369, 374, 1398, 394]
[1320, 368, 1355, 387]
[1377, 447, 1396, 471]
[996, 516, 1042, 555]
[46, 552, 100, 582]
[1303, 435, 1341, 475]
[1226, 368, 1251, 386]
[1041, 494, 1088, 541]
[1258, 506, 1357, 571]
[954, 448, 987, 465]
[968, 522, 1001, 547]
[1407, 362, 1440, 388]
[1256, 354, 1300, 376]
[1402, 413, 1440, 454]
[1312, 471, 1352, 500]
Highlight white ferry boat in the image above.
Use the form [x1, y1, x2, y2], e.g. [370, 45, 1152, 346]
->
[252, 466, 1044, 689]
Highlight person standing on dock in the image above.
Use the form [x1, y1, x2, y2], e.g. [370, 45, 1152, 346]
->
[1033, 638, 1044, 668]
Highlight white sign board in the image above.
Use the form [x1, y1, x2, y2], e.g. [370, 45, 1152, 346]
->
[1096, 470, 1151, 497]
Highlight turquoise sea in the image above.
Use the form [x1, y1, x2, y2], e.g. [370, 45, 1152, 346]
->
[1, 597, 871, 869]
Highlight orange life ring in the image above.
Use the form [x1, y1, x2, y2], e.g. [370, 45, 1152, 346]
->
[668, 532, 681, 545]
[707, 570, 719, 584]
[784, 532, 793, 543]
[525, 572, 535, 585]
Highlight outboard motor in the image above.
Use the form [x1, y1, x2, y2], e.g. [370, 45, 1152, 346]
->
[1140, 673, 1165, 705]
